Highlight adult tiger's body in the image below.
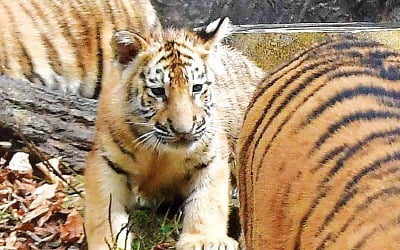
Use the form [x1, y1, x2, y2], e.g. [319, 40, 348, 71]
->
[0, 0, 160, 98]
[238, 37, 400, 249]
[84, 18, 264, 250]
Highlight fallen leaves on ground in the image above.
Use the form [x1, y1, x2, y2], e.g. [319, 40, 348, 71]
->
[0, 152, 85, 249]
[153, 242, 174, 250]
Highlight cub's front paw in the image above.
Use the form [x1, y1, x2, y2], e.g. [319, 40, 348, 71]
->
[176, 233, 238, 250]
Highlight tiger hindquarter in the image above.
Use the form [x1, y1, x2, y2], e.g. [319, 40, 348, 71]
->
[238, 38, 400, 250]
[0, 0, 160, 98]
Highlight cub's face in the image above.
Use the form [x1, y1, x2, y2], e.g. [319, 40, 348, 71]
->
[130, 42, 215, 151]
[112, 18, 230, 152]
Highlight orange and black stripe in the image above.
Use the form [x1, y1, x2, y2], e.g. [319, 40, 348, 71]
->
[0, 0, 161, 98]
[239, 37, 400, 250]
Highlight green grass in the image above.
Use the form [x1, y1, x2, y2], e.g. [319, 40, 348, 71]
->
[127, 208, 182, 249]
[0, 208, 15, 221]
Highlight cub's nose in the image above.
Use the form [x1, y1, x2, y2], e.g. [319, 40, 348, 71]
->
[167, 118, 193, 135]
[169, 124, 195, 141]
[176, 131, 196, 141]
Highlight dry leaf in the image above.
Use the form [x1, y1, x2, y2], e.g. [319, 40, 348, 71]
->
[154, 242, 174, 250]
[0, 141, 12, 148]
[32, 183, 58, 199]
[15, 178, 36, 194]
[25, 231, 43, 242]
[33, 226, 53, 237]
[35, 158, 63, 185]
[15, 241, 31, 250]
[60, 210, 84, 243]
[37, 210, 53, 227]
[15, 222, 35, 231]
[0, 199, 16, 211]
[29, 183, 58, 210]
[22, 205, 49, 223]
[5, 231, 17, 248]
[0, 155, 85, 249]
[7, 152, 32, 173]
[6, 171, 17, 184]
[0, 157, 6, 165]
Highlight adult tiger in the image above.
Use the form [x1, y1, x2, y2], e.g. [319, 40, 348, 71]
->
[0, 0, 160, 98]
[238, 37, 400, 249]
[84, 18, 264, 250]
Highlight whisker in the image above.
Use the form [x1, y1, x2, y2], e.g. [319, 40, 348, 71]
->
[154, 138, 162, 152]
[136, 137, 152, 150]
[132, 131, 155, 150]
[149, 136, 157, 151]
[143, 136, 158, 151]
[125, 121, 153, 127]
[132, 131, 153, 144]
[200, 131, 212, 148]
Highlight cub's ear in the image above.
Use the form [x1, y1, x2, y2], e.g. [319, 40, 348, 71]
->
[111, 30, 149, 65]
[195, 17, 231, 50]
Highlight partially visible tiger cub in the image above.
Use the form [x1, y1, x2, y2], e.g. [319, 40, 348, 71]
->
[0, 0, 160, 97]
[238, 37, 400, 249]
[84, 18, 264, 250]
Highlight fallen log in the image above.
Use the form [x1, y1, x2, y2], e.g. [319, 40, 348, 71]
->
[0, 76, 97, 172]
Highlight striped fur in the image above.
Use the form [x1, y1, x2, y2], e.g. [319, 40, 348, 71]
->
[84, 18, 264, 250]
[0, 0, 160, 97]
[238, 37, 400, 250]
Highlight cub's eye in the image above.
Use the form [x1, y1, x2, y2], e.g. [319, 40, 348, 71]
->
[149, 87, 165, 97]
[192, 84, 203, 93]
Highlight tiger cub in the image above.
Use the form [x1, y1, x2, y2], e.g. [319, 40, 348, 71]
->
[84, 18, 264, 250]
[0, 0, 160, 98]
[238, 37, 400, 249]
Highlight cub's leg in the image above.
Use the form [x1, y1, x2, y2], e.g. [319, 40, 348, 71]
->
[177, 156, 238, 250]
[84, 150, 132, 250]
